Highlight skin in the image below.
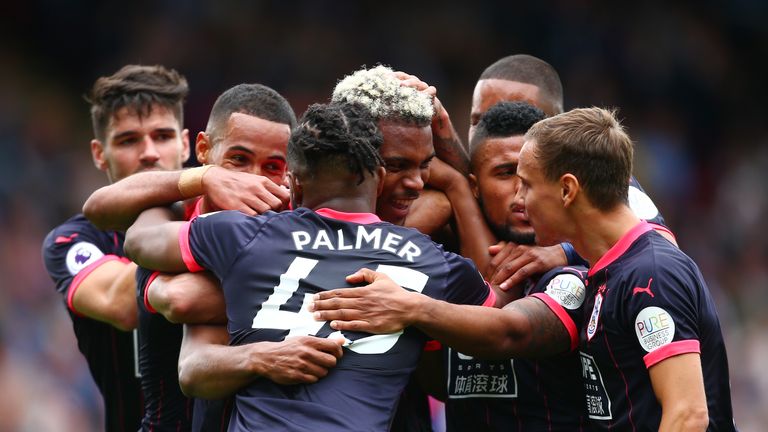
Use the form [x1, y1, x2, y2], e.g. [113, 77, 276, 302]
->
[377, 121, 435, 226]
[73, 104, 189, 330]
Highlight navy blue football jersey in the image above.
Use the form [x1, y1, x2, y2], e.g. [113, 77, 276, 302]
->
[545, 222, 735, 430]
[136, 267, 193, 431]
[180, 207, 494, 431]
[42, 214, 143, 432]
[445, 266, 589, 432]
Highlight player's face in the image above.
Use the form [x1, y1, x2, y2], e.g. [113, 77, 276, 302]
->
[377, 122, 435, 226]
[202, 113, 289, 186]
[470, 135, 535, 244]
[92, 105, 189, 182]
[514, 140, 567, 246]
[469, 79, 557, 142]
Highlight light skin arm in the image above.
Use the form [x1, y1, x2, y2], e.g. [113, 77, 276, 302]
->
[177, 325, 345, 399]
[649, 353, 709, 431]
[72, 260, 138, 331]
[393, 71, 470, 175]
[83, 166, 289, 231]
[124, 207, 187, 273]
[311, 269, 570, 359]
[147, 271, 227, 324]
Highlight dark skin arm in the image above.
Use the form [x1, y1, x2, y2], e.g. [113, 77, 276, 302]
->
[147, 271, 227, 324]
[310, 269, 570, 360]
[124, 207, 188, 273]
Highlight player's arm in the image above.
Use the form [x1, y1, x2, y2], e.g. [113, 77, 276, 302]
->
[405, 189, 453, 235]
[177, 325, 345, 399]
[649, 353, 709, 431]
[124, 207, 188, 273]
[488, 242, 569, 291]
[311, 269, 570, 359]
[146, 271, 226, 324]
[393, 71, 469, 175]
[71, 259, 139, 331]
[84, 166, 289, 231]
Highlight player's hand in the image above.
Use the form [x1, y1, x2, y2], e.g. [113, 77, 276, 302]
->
[488, 242, 567, 292]
[310, 268, 422, 334]
[202, 166, 290, 215]
[255, 336, 344, 385]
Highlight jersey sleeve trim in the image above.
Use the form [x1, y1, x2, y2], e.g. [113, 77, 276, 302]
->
[531, 293, 579, 351]
[142, 271, 162, 314]
[481, 282, 497, 307]
[67, 254, 131, 316]
[178, 221, 204, 273]
[644, 339, 701, 368]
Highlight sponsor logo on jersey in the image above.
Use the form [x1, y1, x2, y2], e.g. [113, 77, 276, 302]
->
[580, 351, 612, 420]
[448, 348, 518, 398]
[65, 242, 104, 275]
[586, 288, 604, 341]
[635, 306, 675, 352]
[544, 273, 586, 310]
[628, 185, 659, 220]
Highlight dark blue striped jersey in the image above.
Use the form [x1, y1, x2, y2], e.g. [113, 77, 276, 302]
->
[136, 267, 193, 431]
[545, 221, 736, 431]
[179, 207, 494, 431]
[42, 214, 143, 432]
[446, 266, 589, 432]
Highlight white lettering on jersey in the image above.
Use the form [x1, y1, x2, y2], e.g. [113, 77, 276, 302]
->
[635, 306, 675, 352]
[291, 226, 423, 262]
[544, 273, 586, 310]
[65, 242, 104, 275]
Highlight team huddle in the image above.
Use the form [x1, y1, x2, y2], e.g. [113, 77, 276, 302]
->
[42, 56, 736, 431]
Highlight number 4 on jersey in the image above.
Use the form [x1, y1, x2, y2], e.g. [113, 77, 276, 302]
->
[251, 257, 428, 354]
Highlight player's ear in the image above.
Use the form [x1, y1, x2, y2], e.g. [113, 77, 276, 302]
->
[180, 128, 191, 162]
[91, 139, 108, 172]
[287, 171, 303, 207]
[468, 173, 479, 200]
[561, 173, 579, 208]
[196, 132, 212, 164]
[375, 166, 386, 197]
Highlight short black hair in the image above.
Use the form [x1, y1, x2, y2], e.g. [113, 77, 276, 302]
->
[87, 64, 188, 142]
[288, 102, 383, 185]
[479, 54, 563, 114]
[470, 101, 546, 167]
[206, 83, 297, 138]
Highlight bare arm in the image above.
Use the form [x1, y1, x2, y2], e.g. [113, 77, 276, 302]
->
[650, 353, 709, 431]
[404, 189, 453, 235]
[177, 325, 344, 399]
[124, 207, 187, 273]
[311, 269, 570, 359]
[72, 260, 138, 331]
[393, 71, 469, 175]
[84, 166, 289, 231]
[488, 242, 568, 291]
[147, 272, 226, 324]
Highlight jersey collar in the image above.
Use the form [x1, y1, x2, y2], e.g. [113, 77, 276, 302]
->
[315, 208, 381, 225]
[588, 221, 652, 277]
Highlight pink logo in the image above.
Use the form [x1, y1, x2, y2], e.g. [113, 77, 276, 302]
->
[632, 278, 654, 298]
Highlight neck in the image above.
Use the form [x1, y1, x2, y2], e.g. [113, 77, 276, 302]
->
[302, 195, 376, 214]
[569, 204, 641, 267]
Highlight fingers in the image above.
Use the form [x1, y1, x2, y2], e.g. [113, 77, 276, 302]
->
[488, 241, 507, 257]
[498, 262, 536, 291]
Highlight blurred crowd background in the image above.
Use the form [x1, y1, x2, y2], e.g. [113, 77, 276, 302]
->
[1, 1, 766, 430]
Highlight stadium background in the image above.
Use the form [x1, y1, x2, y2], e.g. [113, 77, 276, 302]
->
[0, 1, 766, 430]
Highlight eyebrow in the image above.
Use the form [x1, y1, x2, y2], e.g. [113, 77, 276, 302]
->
[111, 128, 177, 142]
[492, 162, 518, 171]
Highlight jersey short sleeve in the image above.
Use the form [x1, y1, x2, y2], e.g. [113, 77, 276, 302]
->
[531, 266, 588, 352]
[182, 210, 274, 278]
[135, 266, 161, 314]
[42, 215, 127, 314]
[437, 250, 494, 307]
[620, 261, 702, 368]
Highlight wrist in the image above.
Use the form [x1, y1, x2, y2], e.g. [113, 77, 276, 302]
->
[178, 165, 213, 199]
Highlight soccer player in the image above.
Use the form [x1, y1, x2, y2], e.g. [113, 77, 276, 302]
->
[84, 83, 303, 431]
[312, 107, 737, 431]
[433, 101, 588, 431]
[41, 64, 191, 431]
[124, 102, 498, 431]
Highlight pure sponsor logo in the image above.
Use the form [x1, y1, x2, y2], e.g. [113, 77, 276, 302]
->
[545, 273, 586, 310]
[586, 288, 604, 341]
[628, 185, 659, 220]
[635, 306, 675, 352]
[65, 242, 104, 275]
